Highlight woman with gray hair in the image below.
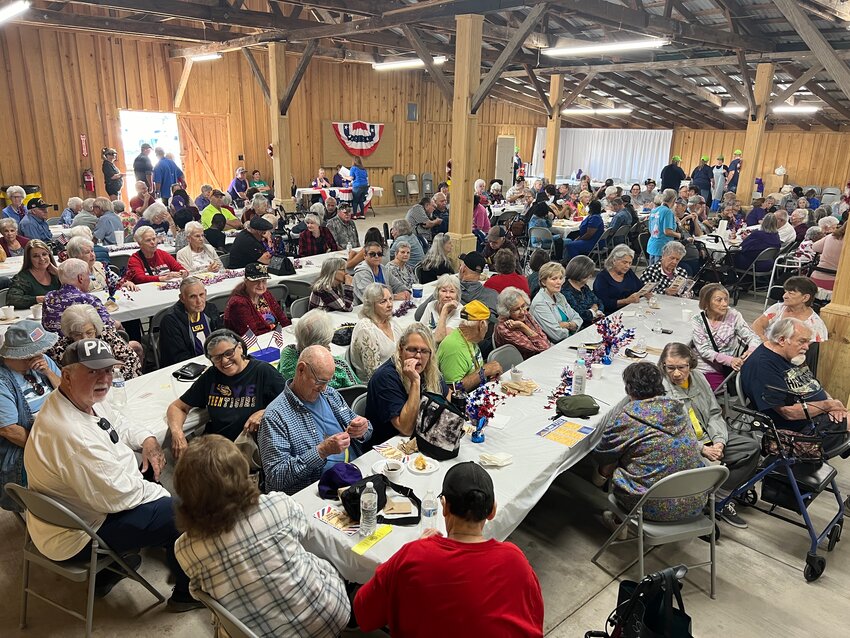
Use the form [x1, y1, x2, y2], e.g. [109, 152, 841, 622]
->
[176, 221, 223, 273]
[66, 235, 138, 293]
[561, 255, 604, 325]
[2, 185, 26, 223]
[593, 244, 646, 314]
[309, 257, 354, 312]
[389, 218, 424, 268]
[45, 303, 141, 379]
[646, 188, 681, 264]
[420, 273, 461, 342]
[241, 192, 270, 225]
[0, 218, 25, 257]
[350, 283, 402, 380]
[126, 226, 187, 284]
[494, 286, 549, 359]
[734, 212, 781, 272]
[61, 197, 83, 226]
[133, 201, 174, 237]
[386, 240, 417, 290]
[640, 240, 689, 295]
[276, 309, 360, 388]
[419, 232, 456, 284]
[298, 213, 339, 257]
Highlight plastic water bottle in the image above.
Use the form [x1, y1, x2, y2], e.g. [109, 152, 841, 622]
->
[573, 359, 587, 395]
[360, 482, 378, 537]
[422, 490, 438, 531]
[345, 241, 352, 252]
[111, 367, 127, 411]
[577, 345, 588, 361]
[483, 264, 490, 278]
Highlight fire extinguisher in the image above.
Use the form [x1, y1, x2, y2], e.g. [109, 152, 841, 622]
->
[82, 168, 95, 193]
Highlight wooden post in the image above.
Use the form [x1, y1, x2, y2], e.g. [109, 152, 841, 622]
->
[543, 74, 564, 185]
[818, 234, 850, 403]
[735, 62, 774, 206]
[448, 14, 483, 255]
[268, 43, 295, 212]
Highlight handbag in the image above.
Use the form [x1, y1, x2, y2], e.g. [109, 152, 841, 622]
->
[339, 474, 422, 526]
[613, 567, 693, 638]
[332, 323, 356, 346]
[556, 394, 600, 418]
[414, 391, 467, 460]
[268, 255, 296, 276]
[318, 462, 363, 499]
[761, 428, 823, 462]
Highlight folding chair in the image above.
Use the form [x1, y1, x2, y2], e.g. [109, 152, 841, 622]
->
[193, 590, 259, 638]
[591, 465, 730, 599]
[421, 172, 434, 198]
[526, 227, 554, 267]
[730, 246, 780, 304]
[589, 227, 613, 268]
[206, 292, 232, 325]
[486, 344, 523, 371]
[267, 283, 289, 309]
[47, 217, 64, 226]
[148, 305, 171, 369]
[636, 232, 650, 267]
[391, 175, 408, 205]
[414, 263, 424, 284]
[339, 384, 368, 407]
[351, 392, 368, 417]
[406, 173, 420, 200]
[289, 297, 310, 319]
[4, 484, 166, 638]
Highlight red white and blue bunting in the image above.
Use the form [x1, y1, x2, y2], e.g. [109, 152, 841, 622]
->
[331, 120, 385, 157]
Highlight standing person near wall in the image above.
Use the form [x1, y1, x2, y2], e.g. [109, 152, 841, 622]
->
[350, 156, 369, 220]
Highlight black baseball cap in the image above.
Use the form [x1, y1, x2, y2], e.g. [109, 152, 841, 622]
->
[61, 339, 122, 369]
[211, 189, 225, 197]
[441, 462, 495, 522]
[26, 197, 51, 210]
[459, 252, 486, 273]
[245, 262, 270, 281]
[248, 216, 273, 231]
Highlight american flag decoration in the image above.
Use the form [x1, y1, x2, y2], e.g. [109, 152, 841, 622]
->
[272, 323, 284, 349]
[242, 329, 258, 350]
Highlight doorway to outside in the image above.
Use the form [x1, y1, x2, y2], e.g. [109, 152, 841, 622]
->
[118, 110, 182, 189]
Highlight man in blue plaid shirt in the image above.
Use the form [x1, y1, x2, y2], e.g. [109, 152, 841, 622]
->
[259, 345, 372, 495]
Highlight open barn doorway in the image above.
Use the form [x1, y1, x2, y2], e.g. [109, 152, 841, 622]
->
[118, 110, 182, 189]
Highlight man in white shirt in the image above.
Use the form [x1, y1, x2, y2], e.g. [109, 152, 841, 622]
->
[24, 339, 201, 611]
[775, 210, 797, 245]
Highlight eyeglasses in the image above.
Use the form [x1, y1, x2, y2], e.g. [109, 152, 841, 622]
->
[664, 364, 690, 373]
[305, 361, 332, 388]
[23, 372, 45, 396]
[71, 329, 98, 340]
[209, 346, 239, 364]
[403, 347, 432, 357]
[98, 417, 119, 444]
[366, 251, 384, 258]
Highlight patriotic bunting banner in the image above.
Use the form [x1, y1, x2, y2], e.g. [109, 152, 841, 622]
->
[331, 121, 385, 157]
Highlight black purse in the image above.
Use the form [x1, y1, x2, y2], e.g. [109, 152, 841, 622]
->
[606, 567, 693, 638]
[340, 474, 422, 526]
[332, 323, 356, 346]
[414, 391, 468, 460]
[268, 255, 296, 276]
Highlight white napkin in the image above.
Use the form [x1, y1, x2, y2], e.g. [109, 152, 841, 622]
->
[479, 452, 513, 467]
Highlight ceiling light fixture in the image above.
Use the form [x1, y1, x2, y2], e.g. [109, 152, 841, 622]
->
[190, 53, 222, 62]
[372, 56, 447, 71]
[542, 39, 670, 58]
[0, 0, 30, 24]
[562, 107, 633, 115]
[720, 105, 747, 113]
[772, 105, 820, 114]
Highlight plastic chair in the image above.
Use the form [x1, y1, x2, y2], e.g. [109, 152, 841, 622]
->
[392, 175, 408, 205]
[803, 185, 820, 197]
[589, 227, 613, 268]
[193, 590, 259, 638]
[820, 193, 840, 206]
[285, 280, 312, 302]
[267, 283, 289, 308]
[109, 253, 130, 272]
[219, 253, 230, 269]
[421, 172, 434, 197]
[0, 288, 7, 307]
[4, 484, 166, 638]
[487, 344, 523, 371]
[351, 392, 368, 417]
[47, 217, 64, 226]
[527, 227, 554, 262]
[339, 384, 368, 407]
[289, 297, 310, 319]
[609, 224, 631, 247]
[406, 173, 420, 199]
[414, 262, 424, 284]
[591, 465, 730, 599]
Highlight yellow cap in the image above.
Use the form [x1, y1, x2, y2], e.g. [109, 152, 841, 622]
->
[461, 300, 491, 321]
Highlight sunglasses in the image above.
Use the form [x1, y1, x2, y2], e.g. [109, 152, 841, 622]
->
[98, 417, 119, 444]
[23, 372, 45, 396]
[367, 251, 384, 258]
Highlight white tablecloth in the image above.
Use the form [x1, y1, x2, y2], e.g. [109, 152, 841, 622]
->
[290, 295, 700, 583]
[295, 186, 385, 206]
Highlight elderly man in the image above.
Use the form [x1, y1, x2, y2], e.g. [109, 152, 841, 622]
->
[741, 318, 848, 457]
[482, 226, 519, 267]
[92, 197, 124, 246]
[259, 345, 372, 495]
[774, 209, 797, 244]
[437, 300, 502, 391]
[389, 218, 425, 267]
[3, 185, 26, 223]
[326, 203, 359, 249]
[406, 196, 441, 242]
[70, 201, 98, 231]
[194, 184, 212, 211]
[432, 192, 450, 234]
[129, 181, 154, 216]
[323, 196, 339, 221]
[23, 339, 200, 610]
[228, 215, 273, 269]
[200, 189, 241, 230]
[158, 276, 221, 366]
[505, 176, 525, 203]
[152, 147, 185, 206]
[19, 197, 52, 241]
[42, 259, 114, 334]
[608, 197, 633, 235]
[790, 208, 808, 242]
[132, 143, 153, 189]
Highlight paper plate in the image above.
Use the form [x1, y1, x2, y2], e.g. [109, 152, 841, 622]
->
[407, 456, 440, 475]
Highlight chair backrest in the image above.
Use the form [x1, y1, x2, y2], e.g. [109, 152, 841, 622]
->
[193, 590, 260, 638]
[219, 253, 230, 269]
[803, 185, 820, 197]
[267, 283, 289, 308]
[392, 174, 408, 198]
[821, 193, 840, 206]
[351, 392, 368, 417]
[206, 292, 232, 324]
[338, 384, 368, 407]
[422, 172, 434, 196]
[4, 484, 93, 533]
[414, 262, 424, 284]
[496, 211, 517, 227]
[593, 227, 613, 247]
[109, 253, 131, 272]
[642, 465, 730, 501]
[821, 187, 841, 197]
[752, 246, 780, 266]
[285, 280, 312, 301]
[638, 231, 649, 257]
[289, 296, 310, 319]
[47, 217, 64, 226]
[406, 173, 420, 196]
[529, 227, 553, 241]
[487, 344, 523, 370]
[0, 288, 7, 307]
[611, 224, 631, 241]
[149, 305, 172, 368]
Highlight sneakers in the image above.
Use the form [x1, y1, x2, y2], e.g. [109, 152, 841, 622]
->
[719, 502, 748, 529]
[167, 589, 205, 613]
[95, 553, 142, 597]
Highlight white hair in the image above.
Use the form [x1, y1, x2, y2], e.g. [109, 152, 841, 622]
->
[294, 309, 334, 352]
[5, 185, 24, 199]
[66, 196, 83, 209]
[93, 197, 113, 212]
[0, 218, 18, 233]
[57, 258, 89, 285]
[661, 241, 687, 257]
[66, 236, 94, 259]
[474, 179, 486, 192]
[819, 216, 839, 231]
[67, 225, 93, 240]
[766, 316, 810, 343]
[185, 221, 204, 235]
[392, 218, 412, 236]
[60, 304, 104, 337]
[144, 202, 168, 221]
[304, 213, 321, 226]
[134, 225, 156, 243]
[251, 193, 268, 212]
[606, 244, 635, 270]
[82, 198, 95, 212]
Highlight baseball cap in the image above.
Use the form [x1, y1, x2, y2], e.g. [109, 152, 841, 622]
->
[248, 216, 273, 231]
[460, 300, 491, 321]
[734, 149, 742, 156]
[674, 197, 687, 206]
[245, 262, 270, 281]
[459, 252, 486, 273]
[687, 195, 705, 205]
[61, 339, 122, 369]
[700, 155, 709, 162]
[26, 197, 51, 210]
[671, 155, 682, 162]
[211, 189, 225, 197]
[235, 167, 246, 174]
[486, 226, 506, 240]
[441, 461, 495, 521]
[141, 143, 152, 150]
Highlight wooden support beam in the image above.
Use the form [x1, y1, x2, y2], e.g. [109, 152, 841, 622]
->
[772, 0, 850, 103]
[401, 25, 454, 104]
[241, 49, 270, 105]
[657, 71, 722, 107]
[524, 64, 554, 119]
[707, 67, 748, 106]
[544, 74, 564, 184]
[268, 43, 294, 211]
[818, 228, 850, 402]
[173, 58, 194, 110]
[737, 50, 757, 120]
[736, 63, 774, 205]
[560, 73, 595, 110]
[602, 75, 706, 129]
[589, 77, 699, 128]
[769, 65, 823, 108]
[814, 113, 840, 131]
[280, 39, 318, 115]
[781, 62, 850, 122]
[663, 0, 674, 19]
[635, 72, 742, 129]
[470, 4, 547, 114]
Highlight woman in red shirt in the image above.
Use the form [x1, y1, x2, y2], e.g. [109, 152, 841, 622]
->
[484, 248, 529, 295]
[223, 262, 290, 336]
[126, 226, 187, 284]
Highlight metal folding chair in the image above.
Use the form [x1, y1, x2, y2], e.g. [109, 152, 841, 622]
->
[193, 590, 259, 638]
[486, 344, 523, 371]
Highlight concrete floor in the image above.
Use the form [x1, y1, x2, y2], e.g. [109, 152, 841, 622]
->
[2, 205, 836, 637]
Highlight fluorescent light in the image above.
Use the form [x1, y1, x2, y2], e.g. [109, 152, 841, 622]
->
[372, 56, 447, 71]
[190, 53, 222, 62]
[772, 105, 820, 114]
[562, 107, 633, 116]
[0, 0, 30, 23]
[542, 39, 669, 58]
[721, 105, 747, 113]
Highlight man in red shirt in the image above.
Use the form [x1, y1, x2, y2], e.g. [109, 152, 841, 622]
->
[354, 462, 544, 637]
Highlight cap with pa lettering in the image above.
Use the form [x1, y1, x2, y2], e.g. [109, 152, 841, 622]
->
[61, 339, 122, 369]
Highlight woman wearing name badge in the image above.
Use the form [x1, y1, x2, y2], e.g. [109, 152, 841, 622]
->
[224, 263, 290, 337]
[166, 329, 286, 460]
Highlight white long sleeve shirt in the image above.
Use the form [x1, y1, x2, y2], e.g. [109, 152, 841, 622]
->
[23, 390, 168, 560]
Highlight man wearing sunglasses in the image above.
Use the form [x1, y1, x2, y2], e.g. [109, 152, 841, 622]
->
[24, 339, 201, 611]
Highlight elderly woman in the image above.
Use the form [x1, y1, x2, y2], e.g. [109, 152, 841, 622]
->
[489, 181, 504, 204]
[561, 255, 604, 325]
[224, 263, 290, 336]
[473, 178, 490, 207]
[176, 221, 222, 274]
[42, 259, 116, 335]
[753, 275, 828, 343]
[0, 218, 28, 257]
[298, 213, 339, 257]
[67, 224, 109, 265]
[61, 196, 82, 226]
[126, 226, 187, 284]
[419, 233, 456, 284]
[65, 236, 137, 294]
[530, 262, 582, 343]
[640, 241, 689, 296]
[659, 342, 759, 528]
[796, 225, 824, 262]
[494, 287, 549, 360]
[810, 221, 845, 290]
[690, 284, 761, 389]
[352, 240, 410, 304]
[734, 212, 782, 272]
[45, 303, 141, 379]
[595, 362, 705, 522]
[7, 240, 60, 309]
[241, 192, 270, 225]
[366, 323, 446, 447]
[593, 244, 645, 314]
[173, 436, 350, 638]
[386, 240, 417, 290]
[228, 167, 249, 207]
[308, 257, 354, 312]
[166, 329, 286, 459]
[484, 248, 528, 295]
[389, 218, 424, 268]
[350, 283, 403, 381]
[2, 185, 26, 223]
[0, 320, 61, 511]
[277, 309, 360, 388]
[133, 201, 174, 237]
[420, 274, 462, 343]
